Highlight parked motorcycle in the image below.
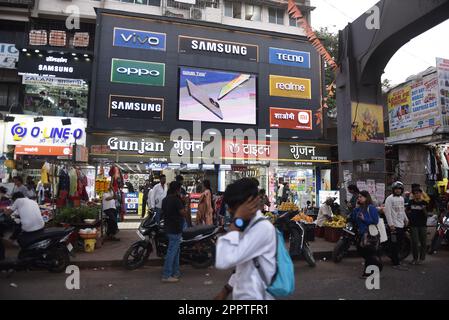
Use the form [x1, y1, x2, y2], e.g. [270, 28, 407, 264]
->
[275, 211, 316, 267]
[0, 213, 75, 273]
[429, 213, 449, 254]
[122, 213, 220, 270]
[332, 219, 411, 263]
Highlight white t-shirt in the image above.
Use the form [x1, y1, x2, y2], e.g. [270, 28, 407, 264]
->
[10, 198, 45, 232]
[102, 191, 116, 211]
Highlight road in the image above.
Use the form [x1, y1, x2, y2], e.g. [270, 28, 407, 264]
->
[1, 252, 449, 300]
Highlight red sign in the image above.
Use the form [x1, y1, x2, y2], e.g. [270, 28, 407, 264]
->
[270, 107, 312, 130]
[15, 145, 72, 156]
[222, 139, 278, 161]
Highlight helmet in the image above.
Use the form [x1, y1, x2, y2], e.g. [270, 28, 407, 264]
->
[391, 181, 404, 191]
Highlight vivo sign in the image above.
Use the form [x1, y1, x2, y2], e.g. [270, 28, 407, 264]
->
[113, 27, 166, 51]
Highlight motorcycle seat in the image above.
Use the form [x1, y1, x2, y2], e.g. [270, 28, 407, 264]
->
[19, 228, 70, 248]
[182, 225, 216, 240]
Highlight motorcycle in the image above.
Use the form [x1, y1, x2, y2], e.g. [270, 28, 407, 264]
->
[122, 213, 220, 270]
[275, 211, 316, 267]
[429, 213, 449, 254]
[0, 213, 75, 273]
[332, 219, 411, 263]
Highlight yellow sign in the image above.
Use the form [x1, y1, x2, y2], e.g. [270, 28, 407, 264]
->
[269, 75, 312, 99]
[351, 103, 385, 143]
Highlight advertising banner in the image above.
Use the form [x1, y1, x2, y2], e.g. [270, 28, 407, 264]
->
[269, 47, 310, 69]
[436, 57, 449, 125]
[110, 58, 165, 86]
[113, 27, 166, 51]
[387, 72, 441, 141]
[269, 75, 312, 99]
[14, 145, 72, 156]
[4, 115, 87, 147]
[108, 95, 164, 120]
[179, 67, 256, 124]
[178, 36, 258, 62]
[22, 75, 86, 88]
[0, 43, 19, 69]
[351, 103, 385, 143]
[269, 107, 312, 130]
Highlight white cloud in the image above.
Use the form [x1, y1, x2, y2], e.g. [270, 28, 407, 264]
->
[311, 0, 449, 86]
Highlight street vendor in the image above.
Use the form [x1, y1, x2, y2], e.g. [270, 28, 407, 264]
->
[315, 197, 334, 227]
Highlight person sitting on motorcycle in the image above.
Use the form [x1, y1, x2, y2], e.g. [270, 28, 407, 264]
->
[384, 181, 409, 271]
[3, 192, 45, 247]
[350, 190, 383, 279]
[316, 197, 334, 227]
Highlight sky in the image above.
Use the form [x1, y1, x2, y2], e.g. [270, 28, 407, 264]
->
[311, 0, 449, 86]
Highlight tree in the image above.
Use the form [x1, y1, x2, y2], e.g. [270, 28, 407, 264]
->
[315, 27, 338, 117]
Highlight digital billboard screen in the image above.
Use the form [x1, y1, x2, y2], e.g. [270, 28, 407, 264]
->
[179, 67, 257, 125]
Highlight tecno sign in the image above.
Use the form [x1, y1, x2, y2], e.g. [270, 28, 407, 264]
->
[111, 58, 165, 86]
[113, 27, 166, 51]
[269, 75, 312, 99]
[269, 48, 311, 69]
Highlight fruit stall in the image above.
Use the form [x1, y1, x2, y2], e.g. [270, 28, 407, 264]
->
[322, 215, 347, 242]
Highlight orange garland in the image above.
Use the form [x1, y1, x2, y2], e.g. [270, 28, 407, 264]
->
[287, 0, 338, 124]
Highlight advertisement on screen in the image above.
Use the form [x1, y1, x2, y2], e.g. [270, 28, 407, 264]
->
[178, 67, 257, 125]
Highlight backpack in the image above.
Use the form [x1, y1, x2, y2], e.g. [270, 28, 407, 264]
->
[250, 218, 295, 297]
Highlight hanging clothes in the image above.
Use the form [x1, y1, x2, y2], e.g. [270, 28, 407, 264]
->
[69, 167, 78, 197]
[439, 147, 449, 179]
[41, 162, 50, 185]
[109, 165, 124, 193]
[77, 168, 89, 201]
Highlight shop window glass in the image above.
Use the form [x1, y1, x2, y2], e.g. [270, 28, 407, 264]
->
[289, 16, 298, 27]
[135, 0, 148, 4]
[269, 8, 284, 25]
[245, 4, 261, 21]
[23, 81, 89, 118]
[148, 0, 161, 6]
[0, 84, 8, 108]
[224, 1, 233, 17]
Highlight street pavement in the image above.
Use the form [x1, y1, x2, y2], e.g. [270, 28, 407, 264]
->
[1, 251, 448, 300]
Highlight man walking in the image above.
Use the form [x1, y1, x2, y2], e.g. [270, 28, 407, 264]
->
[384, 181, 409, 270]
[406, 188, 427, 265]
[149, 175, 167, 224]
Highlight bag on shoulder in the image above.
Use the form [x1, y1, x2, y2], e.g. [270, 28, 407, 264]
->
[250, 218, 295, 297]
[359, 207, 380, 249]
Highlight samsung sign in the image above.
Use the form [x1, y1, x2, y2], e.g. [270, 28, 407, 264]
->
[109, 94, 164, 120]
[269, 47, 311, 69]
[179, 36, 258, 62]
[113, 27, 166, 51]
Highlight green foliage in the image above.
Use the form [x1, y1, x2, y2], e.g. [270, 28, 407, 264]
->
[54, 206, 99, 224]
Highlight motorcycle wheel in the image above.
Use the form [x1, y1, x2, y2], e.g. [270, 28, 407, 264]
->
[429, 234, 442, 254]
[47, 246, 70, 273]
[191, 239, 215, 269]
[288, 227, 302, 257]
[302, 243, 316, 267]
[332, 238, 350, 263]
[122, 241, 151, 270]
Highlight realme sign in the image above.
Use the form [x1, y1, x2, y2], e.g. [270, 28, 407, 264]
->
[269, 75, 312, 99]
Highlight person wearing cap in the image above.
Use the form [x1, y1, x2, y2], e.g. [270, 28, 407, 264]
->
[406, 188, 427, 265]
[384, 181, 409, 270]
[316, 197, 334, 227]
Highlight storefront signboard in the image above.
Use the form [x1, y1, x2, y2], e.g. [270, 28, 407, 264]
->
[269, 75, 312, 99]
[436, 57, 449, 125]
[4, 115, 87, 147]
[269, 107, 312, 130]
[108, 95, 164, 120]
[18, 52, 92, 79]
[387, 70, 441, 142]
[113, 27, 166, 51]
[269, 47, 310, 69]
[22, 75, 85, 88]
[110, 58, 165, 86]
[178, 36, 258, 62]
[14, 145, 72, 156]
[0, 43, 19, 69]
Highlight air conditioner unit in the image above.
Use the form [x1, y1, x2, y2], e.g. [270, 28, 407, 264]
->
[190, 7, 203, 20]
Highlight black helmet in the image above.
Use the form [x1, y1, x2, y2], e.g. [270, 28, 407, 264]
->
[391, 181, 404, 191]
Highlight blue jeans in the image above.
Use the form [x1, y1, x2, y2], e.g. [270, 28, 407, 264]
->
[153, 207, 162, 224]
[162, 233, 182, 279]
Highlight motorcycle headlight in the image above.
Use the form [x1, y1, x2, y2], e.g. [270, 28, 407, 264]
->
[29, 239, 52, 250]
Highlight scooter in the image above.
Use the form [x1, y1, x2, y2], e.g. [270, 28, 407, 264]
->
[429, 213, 449, 254]
[122, 213, 220, 270]
[0, 213, 76, 273]
[275, 211, 316, 267]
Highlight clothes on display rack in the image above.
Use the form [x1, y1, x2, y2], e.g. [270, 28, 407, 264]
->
[109, 165, 124, 193]
[69, 167, 78, 197]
